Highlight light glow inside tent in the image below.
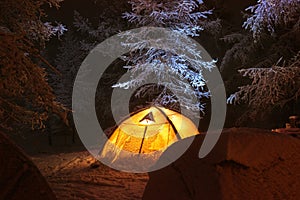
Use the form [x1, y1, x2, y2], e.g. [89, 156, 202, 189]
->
[100, 106, 200, 168]
[139, 111, 155, 125]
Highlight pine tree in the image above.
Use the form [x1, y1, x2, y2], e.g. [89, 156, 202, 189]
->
[53, 10, 125, 109]
[114, 0, 215, 114]
[243, 0, 300, 40]
[0, 0, 67, 131]
[227, 0, 300, 122]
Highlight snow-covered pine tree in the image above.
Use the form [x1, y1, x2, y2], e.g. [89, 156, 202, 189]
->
[227, 0, 300, 122]
[0, 0, 67, 131]
[243, 0, 300, 40]
[227, 54, 300, 120]
[221, 0, 300, 73]
[113, 0, 216, 114]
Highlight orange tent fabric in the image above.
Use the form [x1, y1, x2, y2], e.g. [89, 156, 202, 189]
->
[100, 106, 199, 169]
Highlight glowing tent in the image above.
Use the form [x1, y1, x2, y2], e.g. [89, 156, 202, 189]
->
[100, 106, 200, 171]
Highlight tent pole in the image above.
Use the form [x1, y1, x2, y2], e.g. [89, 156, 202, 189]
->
[154, 106, 182, 140]
[139, 126, 148, 154]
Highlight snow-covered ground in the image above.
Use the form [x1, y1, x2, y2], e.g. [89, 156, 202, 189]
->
[31, 151, 148, 200]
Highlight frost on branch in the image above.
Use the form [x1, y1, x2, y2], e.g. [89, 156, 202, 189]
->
[224, 0, 300, 123]
[25, 21, 67, 45]
[243, 0, 300, 40]
[115, 0, 215, 115]
[124, 0, 212, 37]
[228, 53, 300, 120]
[43, 22, 67, 39]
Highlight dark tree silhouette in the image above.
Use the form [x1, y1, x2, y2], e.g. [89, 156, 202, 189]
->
[0, 0, 67, 131]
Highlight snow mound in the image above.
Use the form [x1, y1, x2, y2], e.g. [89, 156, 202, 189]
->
[143, 128, 300, 200]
